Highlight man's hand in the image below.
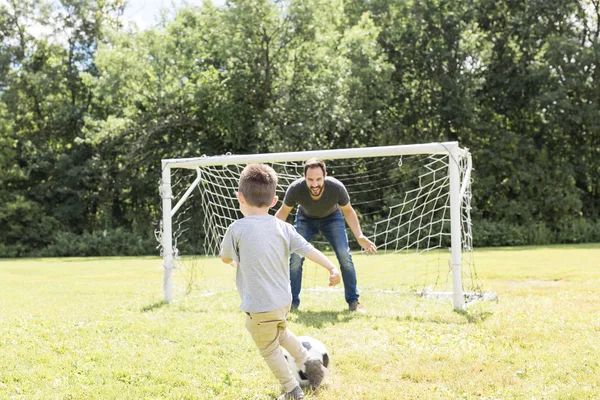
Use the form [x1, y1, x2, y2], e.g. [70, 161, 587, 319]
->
[329, 268, 341, 286]
[358, 235, 377, 255]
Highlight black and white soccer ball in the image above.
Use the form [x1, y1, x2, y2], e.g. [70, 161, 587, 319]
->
[281, 336, 330, 387]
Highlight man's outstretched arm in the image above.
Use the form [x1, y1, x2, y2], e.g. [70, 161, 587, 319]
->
[275, 203, 293, 222]
[340, 202, 377, 254]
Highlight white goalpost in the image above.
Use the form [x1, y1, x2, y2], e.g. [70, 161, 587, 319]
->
[158, 141, 484, 311]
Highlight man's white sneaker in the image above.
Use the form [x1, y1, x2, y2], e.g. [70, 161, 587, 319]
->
[349, 301, 367, 313]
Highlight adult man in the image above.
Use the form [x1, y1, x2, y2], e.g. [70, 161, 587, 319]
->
[275, 158, 377, 313]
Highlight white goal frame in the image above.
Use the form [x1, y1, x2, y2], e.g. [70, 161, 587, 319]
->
[159, 141, 471, 310]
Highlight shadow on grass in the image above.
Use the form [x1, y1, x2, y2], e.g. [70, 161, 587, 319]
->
[141, 300, 169, 312]
[477, 243, 600, 252]
[400, 308, 494, 325]
[456, 309, 494, 323]
[291, 310, 355, 328]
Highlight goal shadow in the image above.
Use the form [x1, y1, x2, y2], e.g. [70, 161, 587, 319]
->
[290, 310, 355, 328]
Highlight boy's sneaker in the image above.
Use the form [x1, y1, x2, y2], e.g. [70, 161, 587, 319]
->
[349, 301, 367, 313]
[278, 386, 304, 400]
[304, 359, 325, 389]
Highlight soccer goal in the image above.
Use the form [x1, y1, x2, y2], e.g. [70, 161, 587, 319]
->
[158, 141, 485, 311]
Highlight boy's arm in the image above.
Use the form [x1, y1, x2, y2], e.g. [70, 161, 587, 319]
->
[286, 220, 339, 286]
[304, 248, 341, 286]
[220, 225, 239, 267]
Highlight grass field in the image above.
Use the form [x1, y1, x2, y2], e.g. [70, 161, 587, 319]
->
[1, 244, 599, 399]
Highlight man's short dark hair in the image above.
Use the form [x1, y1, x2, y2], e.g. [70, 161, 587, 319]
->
[303, 158, 326, 176]
[238, 164, 278, 207]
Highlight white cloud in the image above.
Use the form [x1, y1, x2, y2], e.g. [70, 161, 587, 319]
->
[122, 0, 225, 30]
[0, 0, 224, 34]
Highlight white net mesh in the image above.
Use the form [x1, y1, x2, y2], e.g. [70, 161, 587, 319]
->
[158, 149, 481, 301]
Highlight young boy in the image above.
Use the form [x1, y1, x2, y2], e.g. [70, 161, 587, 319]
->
[220, 164, 341, 400]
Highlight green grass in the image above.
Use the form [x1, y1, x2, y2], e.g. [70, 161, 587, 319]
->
[1, 244, 600, 399]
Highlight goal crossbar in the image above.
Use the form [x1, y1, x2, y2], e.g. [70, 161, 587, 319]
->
[162, 142, 463, 170]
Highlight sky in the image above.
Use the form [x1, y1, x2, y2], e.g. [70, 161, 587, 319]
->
[122, 0, 225, 30]
[0, 0, 231, 48]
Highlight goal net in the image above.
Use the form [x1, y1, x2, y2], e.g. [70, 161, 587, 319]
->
[158, 142, 484, 310]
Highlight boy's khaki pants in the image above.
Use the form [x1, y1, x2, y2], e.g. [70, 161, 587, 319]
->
[245, 304, 308, 392]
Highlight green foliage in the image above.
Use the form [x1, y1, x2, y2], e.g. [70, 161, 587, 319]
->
[555, 218, 600, 244]
[0, 196, 60, 257]
[0, 0, 599, 255]
[474, 218, 600, 248]
[37, 229, 157, 257]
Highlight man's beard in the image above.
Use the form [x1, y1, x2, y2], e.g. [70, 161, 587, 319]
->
[310, 185, 324, 197]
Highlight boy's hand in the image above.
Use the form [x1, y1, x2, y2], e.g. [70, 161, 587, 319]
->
[221, 256, 237, 268]
[329, 269, 341, 286]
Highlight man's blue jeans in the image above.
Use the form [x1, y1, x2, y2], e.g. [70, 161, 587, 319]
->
[290, 210, 359, 308]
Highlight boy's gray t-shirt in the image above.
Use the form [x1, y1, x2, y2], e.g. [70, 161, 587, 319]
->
[220, 215, 314, 313]
[283, 176, 350, 218]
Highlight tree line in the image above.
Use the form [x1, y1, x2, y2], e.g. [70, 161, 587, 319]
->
[1, 0, 599, 257]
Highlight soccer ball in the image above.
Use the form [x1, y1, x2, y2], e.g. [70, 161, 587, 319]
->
[281, 336, 330, 387]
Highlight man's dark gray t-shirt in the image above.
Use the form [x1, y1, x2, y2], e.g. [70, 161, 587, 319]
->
[283, 177, 350, 218]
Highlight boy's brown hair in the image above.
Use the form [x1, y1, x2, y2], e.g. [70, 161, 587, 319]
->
[303, 158, 327, 176]
[238, 164, 278, 207]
